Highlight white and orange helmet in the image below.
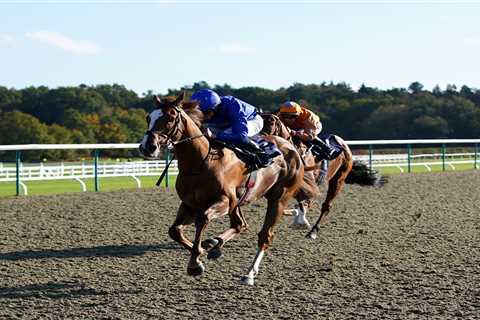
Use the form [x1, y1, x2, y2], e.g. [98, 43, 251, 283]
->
[279, 101, 302, 116]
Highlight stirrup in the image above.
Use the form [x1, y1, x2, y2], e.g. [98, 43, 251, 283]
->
[252, 153, 274, 170]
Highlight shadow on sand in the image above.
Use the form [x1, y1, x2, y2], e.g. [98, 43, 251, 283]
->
[0, 242, 181, 261]
[0, 281, 143, 299]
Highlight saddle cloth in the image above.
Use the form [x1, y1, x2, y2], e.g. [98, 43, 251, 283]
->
[316, 134, 344, 161]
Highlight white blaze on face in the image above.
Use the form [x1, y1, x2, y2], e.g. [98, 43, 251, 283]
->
[148, 109, 164, 131]
[140, 109, 164, 157]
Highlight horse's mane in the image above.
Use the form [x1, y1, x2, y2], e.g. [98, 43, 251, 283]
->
[182, 102, 204, 128]
[156, 95, 204, 128]
[274, 115, 291, 138]
[262, 113, 291, 140]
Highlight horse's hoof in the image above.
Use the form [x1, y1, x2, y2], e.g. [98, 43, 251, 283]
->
[240, 275, 255, 286]
[201, 238, 219, 250]
[306, 232, 317, 240]
[207, 248, 223, 260]
[187, 263, 205, 277]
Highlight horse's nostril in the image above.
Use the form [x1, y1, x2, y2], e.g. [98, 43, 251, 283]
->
[146, 143, 157, 153]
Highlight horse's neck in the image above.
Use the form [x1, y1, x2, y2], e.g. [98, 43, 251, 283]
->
[278, 123, 292, 141]
[173, 117, 210, 172]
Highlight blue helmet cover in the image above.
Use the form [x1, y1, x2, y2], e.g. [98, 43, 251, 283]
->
[190, 89, 221, 112]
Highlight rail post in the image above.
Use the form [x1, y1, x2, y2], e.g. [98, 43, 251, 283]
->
[165, 150, 170, 188]
[475, 143, 478, 170]
[368, 144, 373, 170]
[94, 149, 100, 192]
[15, 150, 21, 196]
[441, 144, 446, 172]
[407, 144, 412, 173]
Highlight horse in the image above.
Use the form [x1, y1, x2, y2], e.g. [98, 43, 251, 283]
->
[261, 113, 378, 239]
[139, 92, 304, 285]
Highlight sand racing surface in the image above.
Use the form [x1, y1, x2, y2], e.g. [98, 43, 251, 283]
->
[1, 171, 479, 319]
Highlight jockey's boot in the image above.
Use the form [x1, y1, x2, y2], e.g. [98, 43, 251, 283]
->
[311, 138, 336, 161]
[242, 138, 277, 169]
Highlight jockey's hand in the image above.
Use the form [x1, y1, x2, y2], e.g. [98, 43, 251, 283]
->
[291, 130, 308, 140]
[291, 130, 302, 137]
[299, 132, 309, 140]
[202, 127, 215, 139]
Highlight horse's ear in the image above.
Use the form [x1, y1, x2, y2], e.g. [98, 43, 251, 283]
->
[153, 95, 163, 108]
[175, 91, 185, 105]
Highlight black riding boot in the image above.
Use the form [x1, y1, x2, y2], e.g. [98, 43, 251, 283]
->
[311, 138, 336, 161]
[241, 138, 276, 169]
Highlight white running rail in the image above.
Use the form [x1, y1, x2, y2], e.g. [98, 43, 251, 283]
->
[0, 161, 178, 182]
[1, 140, 479, 195]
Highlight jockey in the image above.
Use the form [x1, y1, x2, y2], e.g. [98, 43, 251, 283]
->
[190, 89, 276, 169]
[278, 101, 335, 160]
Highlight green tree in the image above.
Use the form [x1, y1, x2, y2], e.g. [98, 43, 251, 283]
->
[0, 86, 22, 112]
[411, 115, 449, 138]
[0, 111, 53, 145]
[362, 105, 410, 139]
[45, 124, 76, 159]
[408, 82, 424, 94]
[0, 111, 54, 160]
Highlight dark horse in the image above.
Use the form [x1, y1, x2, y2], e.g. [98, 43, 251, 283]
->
[139, 93, 304, 285]
[261, 113, 378, 239]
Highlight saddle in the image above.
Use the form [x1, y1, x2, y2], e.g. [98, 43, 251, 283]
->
[213, 137, 281, 171]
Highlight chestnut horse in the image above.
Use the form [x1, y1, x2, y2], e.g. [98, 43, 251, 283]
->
[139, 93, 304, 285]
[261, 113, 355, 239]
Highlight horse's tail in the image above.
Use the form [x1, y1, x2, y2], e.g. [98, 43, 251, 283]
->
[345, 160, 388, 186]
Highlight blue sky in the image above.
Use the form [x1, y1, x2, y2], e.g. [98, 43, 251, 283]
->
[0, 1, 479, 95]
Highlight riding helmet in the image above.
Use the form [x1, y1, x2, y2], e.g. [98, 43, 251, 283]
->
[279, 101, 302, 115]
[190, 89, 221, 112]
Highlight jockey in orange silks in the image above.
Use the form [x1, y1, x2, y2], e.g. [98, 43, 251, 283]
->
[278, 101, 335, 160]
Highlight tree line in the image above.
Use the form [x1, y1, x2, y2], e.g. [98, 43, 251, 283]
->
[0, 82, 479, 161]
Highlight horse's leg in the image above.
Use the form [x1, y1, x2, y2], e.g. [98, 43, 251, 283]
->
[306, 167, 349, 240]
[206, 206, 248, 260]
[187, 196, 230, 276]
[291, 168, 318, 229]
[240, 195, 289, 285]
[168, 202, 196, 250]
[291, 200, 312, 229]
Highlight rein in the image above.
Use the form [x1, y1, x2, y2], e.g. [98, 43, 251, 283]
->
[155, 155, 176, 187]
[171, 134, 204, 145]
[270, 116, 309, 167]
[155, 109, 207, 186]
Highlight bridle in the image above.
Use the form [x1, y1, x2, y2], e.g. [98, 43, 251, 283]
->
[265, 114, 309, 164]
[146, 105, 204, 148]
[148, 105, 210, 185]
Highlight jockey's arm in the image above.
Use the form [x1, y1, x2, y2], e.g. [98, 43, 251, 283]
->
[299, 113, 322, 140]
[215, 99, 249, 145]
[289, 127, 318, 141]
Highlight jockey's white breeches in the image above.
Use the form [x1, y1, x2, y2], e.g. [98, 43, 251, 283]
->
[209, 114, 264, 137]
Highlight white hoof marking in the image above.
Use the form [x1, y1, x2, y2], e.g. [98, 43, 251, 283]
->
[240, 275, 255, 286]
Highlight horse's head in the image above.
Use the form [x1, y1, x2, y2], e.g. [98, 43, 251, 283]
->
[260, 113, 277, 135]
[261, 113, 291, 141]
[139, 92, 187, 158]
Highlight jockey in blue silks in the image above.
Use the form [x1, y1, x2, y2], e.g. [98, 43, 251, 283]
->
[190, 89, 276, 169]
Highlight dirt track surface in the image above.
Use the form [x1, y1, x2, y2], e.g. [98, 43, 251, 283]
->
[0, 171, 479, 319]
